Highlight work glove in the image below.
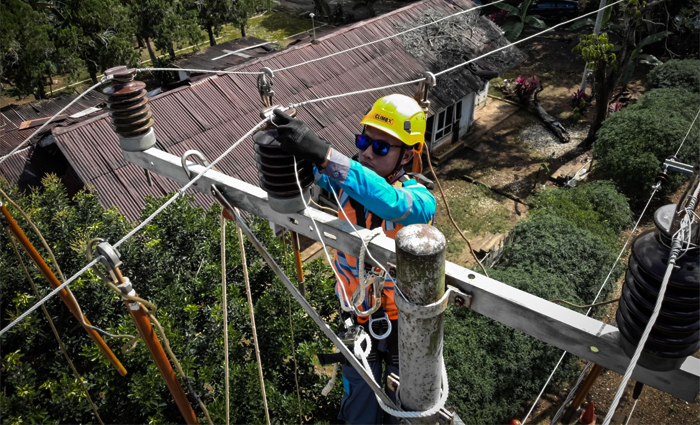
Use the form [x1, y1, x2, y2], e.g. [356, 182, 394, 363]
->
[273, 109, 331, 165]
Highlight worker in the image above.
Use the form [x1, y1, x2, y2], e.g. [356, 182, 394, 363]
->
[273, 93, 436, 424]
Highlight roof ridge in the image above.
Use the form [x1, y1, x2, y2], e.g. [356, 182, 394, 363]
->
[223, 0, 463, 73]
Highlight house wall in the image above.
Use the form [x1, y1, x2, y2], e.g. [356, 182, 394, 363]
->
[430, 93, 477, 150]
[475, 81, 490, 111]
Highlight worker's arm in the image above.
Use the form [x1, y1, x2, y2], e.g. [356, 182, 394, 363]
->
[316, 149, 435, 225]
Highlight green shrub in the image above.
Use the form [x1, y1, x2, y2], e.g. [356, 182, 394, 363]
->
[444, 266, 580, 424]
[500, 212, 622, 305]
[647, 59, 700, 92]
[531, 181, 632, 244]
[0, 176, 342, 424]
[594, 88, 700, 205]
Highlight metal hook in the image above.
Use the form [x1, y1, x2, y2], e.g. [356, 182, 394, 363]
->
[181, 150, 210, 181]
[257, 67, 275, 108]
[414, 71, 436, 112]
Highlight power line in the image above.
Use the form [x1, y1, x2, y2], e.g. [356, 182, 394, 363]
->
[435, 0, 625, 77]
[138, 67, 262, 76]
[0, 119, 268, 337]
[0, 80, 107, 168]
[602, 183, 700, 425]
[273, 1, 504, 73]
[674, 107, 700, 157]
[521, 184, 659, 424]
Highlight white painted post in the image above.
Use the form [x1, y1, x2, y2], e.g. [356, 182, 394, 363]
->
[580, 0, 609, 92]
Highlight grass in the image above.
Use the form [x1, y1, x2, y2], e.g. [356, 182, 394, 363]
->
[433, 178, 513, 262]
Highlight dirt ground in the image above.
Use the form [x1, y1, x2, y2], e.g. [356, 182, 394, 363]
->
[431, 29, 699, 425]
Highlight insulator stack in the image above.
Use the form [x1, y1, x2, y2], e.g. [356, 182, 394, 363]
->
[102, 66, 156, 152]
[617, 204, 700, 371]
[253, 129, 314, 213]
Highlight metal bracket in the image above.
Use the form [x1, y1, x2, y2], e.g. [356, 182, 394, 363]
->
[181, 150, 210, 181]
[257, 67, 275, 108]
[448, 285, 472, 309]
[664, 158, 695, 176]
[437, 407, 456, 425]
[387, 372, 400, 392]
[414, 71, 436, 112]
[94, 241, 122, 272]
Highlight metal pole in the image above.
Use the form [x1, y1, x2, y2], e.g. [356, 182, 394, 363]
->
[0, 203, 128, 377]
[580, 0, 608, 92]
[309, 13, 317, 43]
[395, 224, 447, 418]
[290, 231, 306, 296]
[561, 364, 604, 424]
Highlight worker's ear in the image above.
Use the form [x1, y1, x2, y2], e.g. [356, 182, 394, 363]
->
[400, 148, 414, 166]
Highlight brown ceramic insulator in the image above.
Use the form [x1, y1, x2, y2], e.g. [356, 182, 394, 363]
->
[103, 68, 154, 138]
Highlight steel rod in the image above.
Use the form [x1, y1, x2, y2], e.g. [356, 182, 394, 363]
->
[1, 204, 127, 377]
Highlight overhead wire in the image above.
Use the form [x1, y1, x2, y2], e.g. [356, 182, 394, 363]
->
[602, 183, 700, 425]
[273, 0, 504, 72]
[541, 106, 700, 425]
[675, 107, 700, 157]
[0, 119, 269, 337]
[523, 184, 660, 424]
[138, 67, 263, 76]
[0, 80, 108, 168]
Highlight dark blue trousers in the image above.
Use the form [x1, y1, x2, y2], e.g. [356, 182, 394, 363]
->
[338, 359, 398, 425]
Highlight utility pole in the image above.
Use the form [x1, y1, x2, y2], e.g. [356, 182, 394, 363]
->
[580, 0, 609, 92]
[394, 224, 447, 421]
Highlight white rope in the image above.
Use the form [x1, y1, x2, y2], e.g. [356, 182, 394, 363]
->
[0, 79, 108, 167]
[236, 216, 272, 425]
[353, 331, 449, 418]
[274, 1, 504, 72]
[435, 0, 626, 77]
[354, 227, 385, 307]
[138, 67, 262, 76]
[321, 363, 340, 396]
[221, 215, 230, 425]
[602, 184, 700, 425]
[674, 107, 700, 157]
[523, 186, 659, 424]
[291, 157, 356, 313]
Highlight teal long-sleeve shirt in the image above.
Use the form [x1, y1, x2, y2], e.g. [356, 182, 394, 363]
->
[314, 149, 436, 226]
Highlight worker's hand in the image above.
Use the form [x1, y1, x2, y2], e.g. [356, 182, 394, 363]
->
[273, 109, 331, 166]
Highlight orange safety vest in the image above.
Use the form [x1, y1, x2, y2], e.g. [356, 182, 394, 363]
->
[333, 179, 411, 324]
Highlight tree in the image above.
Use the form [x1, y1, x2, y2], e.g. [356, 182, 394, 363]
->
[0, 176, 342, 424]
[195, 0, 269, 46]
[593, 88, 700, 205]
[0, 0, 56, 99]
[55, 0, 139, 84]
[647, 59, 700, 92]
[576, 0, 672, 145]
[494, 0, 547, 41]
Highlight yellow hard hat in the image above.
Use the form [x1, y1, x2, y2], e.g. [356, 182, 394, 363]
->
[361, 94, 426, 147]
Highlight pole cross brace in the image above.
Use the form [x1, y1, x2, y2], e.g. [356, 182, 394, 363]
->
[121, 145, 700, 402]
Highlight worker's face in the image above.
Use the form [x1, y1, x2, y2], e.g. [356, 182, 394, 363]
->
[358, 126, 414, 178]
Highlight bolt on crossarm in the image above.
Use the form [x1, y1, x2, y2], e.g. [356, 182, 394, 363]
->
[0, 202, 127, 376]
[91, 242, 199, 424]
[394, 224, 448, 422]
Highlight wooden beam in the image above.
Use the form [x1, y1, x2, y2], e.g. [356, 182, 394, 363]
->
[123, 148, 700, 402]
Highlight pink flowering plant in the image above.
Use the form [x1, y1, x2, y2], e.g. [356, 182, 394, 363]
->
[514, 75, 540, 104]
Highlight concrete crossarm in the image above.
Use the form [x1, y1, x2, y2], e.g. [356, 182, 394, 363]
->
[124, 147, 700, 402]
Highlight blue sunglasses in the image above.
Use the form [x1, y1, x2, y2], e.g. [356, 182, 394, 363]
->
[355, 134, 404, 156]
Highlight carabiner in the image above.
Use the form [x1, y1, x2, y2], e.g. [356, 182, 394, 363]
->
[369, 312, 392, 340]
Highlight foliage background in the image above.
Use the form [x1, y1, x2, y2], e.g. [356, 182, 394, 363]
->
[2, 177, 632, 424]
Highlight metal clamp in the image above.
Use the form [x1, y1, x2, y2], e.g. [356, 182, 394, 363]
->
[181, 150, 210, 181]
[257, 67, 275, 108]
[414, 71, 436, 112]
[395, 286, 471, 319]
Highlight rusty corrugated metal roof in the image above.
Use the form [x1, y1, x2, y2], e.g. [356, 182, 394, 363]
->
[47, 0, 522, 220]
[1, 91, 107, 156]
